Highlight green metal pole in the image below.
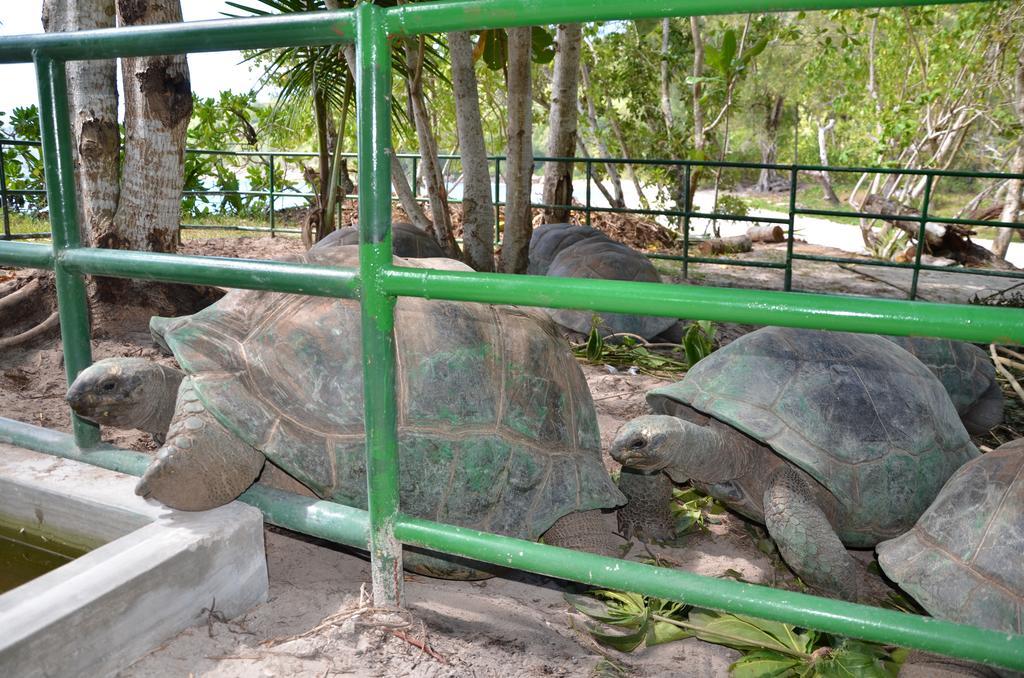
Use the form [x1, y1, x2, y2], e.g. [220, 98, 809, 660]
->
[0, 241, 53, 269]
[682, 163, 690, 280]
[0, 139, 11, 239]
[784, 165, 798, 291]
[493, 156, 501, 246]
[585, 159, 592, 226]
[268, 153, 276, 237]
[34, 55, 99, 448]
[356, 2, 403, 608]
[909, 174, 933, 301]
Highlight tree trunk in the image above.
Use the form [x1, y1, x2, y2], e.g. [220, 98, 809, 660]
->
[41, 0, 119, 248]
[993, 46, 1024, 259]
[104, 0, 190, 256]
[816, 116, 841, 205]
[312, 80, 331, 242]
[405, 39, 460, 258]
[448, 31, 494, 272]
[606, 108, 650, 210]
[502, 26, 534, 274]
[659, 18, 674, 135]
[540, 23, 582, 224]
[688, 16, 706, 210]
[754, 94, 785, 192]
[579, 60, 624, 208]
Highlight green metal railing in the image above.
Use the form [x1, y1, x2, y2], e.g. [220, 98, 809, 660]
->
[2, 0, 1023, 671]
[6, 137, 1023, 301]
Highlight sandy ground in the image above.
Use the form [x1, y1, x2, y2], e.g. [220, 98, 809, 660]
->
[1, 234, 1020, 677]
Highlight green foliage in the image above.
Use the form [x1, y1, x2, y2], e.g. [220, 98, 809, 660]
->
[575, 321, 690, 376]
[716, 194, 751, 217]
[0, 106, 46, 213]
[569, 592, 902, 677]
[671, 485, 725, 536]
[867, 228, 909, 261]
[682, 320, 716, 368]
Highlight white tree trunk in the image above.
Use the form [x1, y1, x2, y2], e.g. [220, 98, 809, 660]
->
[109, 0, 191, 256]
[502, 27, 534, 274]
[448, 31, 494, 272]
[579, 60, 624, 208]
[540, 23, 581, 224]
[816, 116, 841, 204]
[40, 0, 119, 248]
[405, 39, 459, 258]
[993, 46, 1024, 260]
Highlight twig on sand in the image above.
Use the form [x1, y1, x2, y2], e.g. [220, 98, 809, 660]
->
[263, 584, 448, 664]
[991, 344, 1024, 404]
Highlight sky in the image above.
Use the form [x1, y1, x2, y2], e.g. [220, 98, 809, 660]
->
[0, 1, 265, 116]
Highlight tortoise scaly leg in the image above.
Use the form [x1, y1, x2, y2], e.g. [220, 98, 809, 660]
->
[615, 468, 677, 541]
[543, 509, 624, 557]
[136, 377, 265, 511]
[762, 467, 861, 601]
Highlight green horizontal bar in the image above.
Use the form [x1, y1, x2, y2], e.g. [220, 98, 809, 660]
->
[384, 0, 981, 35]
[795, 253, 1024, 282]
[394, 515, 1024, 672]
[0, 233, 52, 241]
[0, 11, 355, 63]
[180, 223, 302, 234]
[60, 247, 361, 298]
[649, 254, 788, 269]
[928, 214, 1024, 231]
[0, 416, 369, 548]
[0, 241, 54, 268]
[381, 266, 1024, 344]
[2, 413, 1021, 670]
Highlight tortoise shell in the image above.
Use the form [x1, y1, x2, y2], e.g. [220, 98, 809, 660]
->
[527, 223, 605, 276]
[312, 222, 445, 258]
[647, 327, 979, 546]
[877, 439, 1024, 633]
[545, 237, 678, 339]
[151, 246, 624, 542]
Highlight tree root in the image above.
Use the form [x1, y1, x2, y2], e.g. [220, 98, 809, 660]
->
[0, 311, 60, 350]
[0, 273, 61, 350]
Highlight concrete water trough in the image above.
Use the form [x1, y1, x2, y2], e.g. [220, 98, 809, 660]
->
[0, 443, 269, 677]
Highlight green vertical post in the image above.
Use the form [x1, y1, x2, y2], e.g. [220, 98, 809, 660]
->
[909, 173, 933, 301]
[268, 153, 276, 237]
[682, 163, 691, 280]
[0, 139, 10, 239]
[356, 3, 403, 608]
[493, 156, 501, 246]
[783, 166, 798, 291]
[411, 155, 418, 199]
[585, 159, 592, 225]
[34, 55, 99, 447]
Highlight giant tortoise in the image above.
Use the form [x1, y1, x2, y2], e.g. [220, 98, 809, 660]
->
[610, 326, 979, 600]
[66, 247, 625, 578]
[312, 221, 446, 258]
[529, 223, 683, 341]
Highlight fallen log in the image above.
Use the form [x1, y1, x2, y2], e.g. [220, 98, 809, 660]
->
[698, 234, 753, 255]
[747, 225, 785, 243]
[861, 193, 1016, 269]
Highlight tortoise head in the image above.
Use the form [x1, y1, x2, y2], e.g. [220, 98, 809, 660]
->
[611, 414, 745, 484]
[66, 358, 182, 435]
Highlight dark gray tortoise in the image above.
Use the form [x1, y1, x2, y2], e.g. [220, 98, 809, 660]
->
[312, 221, 446, 258]
[540, 231, 682, 341]
[877, 438, 1024, 635]
[882, 336, 1003, 435]
[527, 223, 605, 276]
[67, 246, 625, 579]
[610, 326, 979, 600]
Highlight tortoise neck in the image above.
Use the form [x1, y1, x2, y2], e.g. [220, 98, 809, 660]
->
[663, 419, 754, 485]
[136, 365, 184, 436]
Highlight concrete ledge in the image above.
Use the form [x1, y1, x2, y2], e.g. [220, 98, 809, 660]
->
[0, 444, 269, 677]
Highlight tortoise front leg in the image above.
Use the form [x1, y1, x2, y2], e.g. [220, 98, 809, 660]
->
[615, 468, 677, 541]
[763, 466, 861, 601]
[136, 377, 265, 511]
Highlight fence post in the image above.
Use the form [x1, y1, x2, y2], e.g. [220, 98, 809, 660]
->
[585, 159, 592, 226]
[356, 2, 403, 608]
[268, 153, 276, 237]
[0, 139, 10, 240]
[682, 163, 691, 280]
[493, 156, 501, 245]
[34, 55, 100, 448]
[909, 174, 934, 301]
[784, 166, 798, 292]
